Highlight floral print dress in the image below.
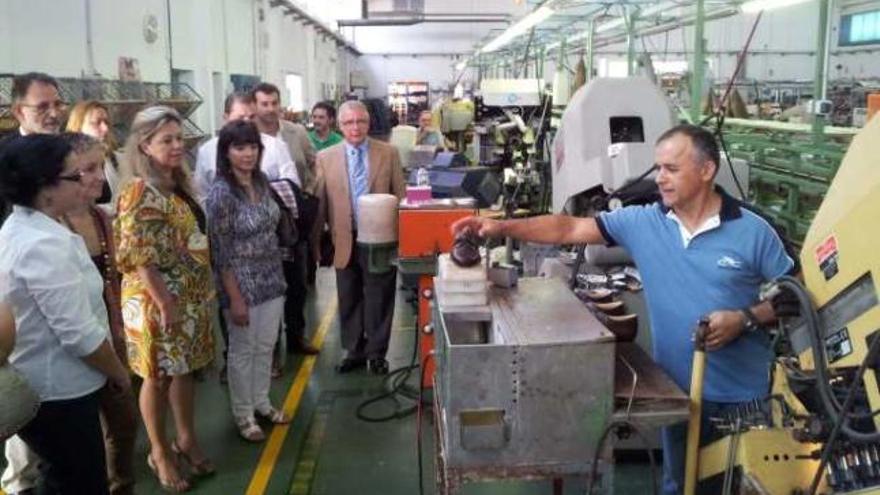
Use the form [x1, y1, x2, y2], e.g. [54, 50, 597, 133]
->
[114, 179, 215, 378]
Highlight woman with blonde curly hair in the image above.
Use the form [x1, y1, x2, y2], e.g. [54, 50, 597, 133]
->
[66, 100, 121, 209]
[114, 106, 215, 492]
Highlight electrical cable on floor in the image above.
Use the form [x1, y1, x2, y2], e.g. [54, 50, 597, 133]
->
[354, 317, 425, 422]
[585, 420, 659, 495]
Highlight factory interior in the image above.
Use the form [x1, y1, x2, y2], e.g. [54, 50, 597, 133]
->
[1, 0, 880, 494]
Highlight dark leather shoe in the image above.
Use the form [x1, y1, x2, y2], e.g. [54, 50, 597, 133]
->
[592, 300, 625, 316]
[451, 230, 482, 267]
[368, 358, 389, 375]
[336, 357, 367, 374]
[289, 338, 320, 355]
[600, 313, 638, 342]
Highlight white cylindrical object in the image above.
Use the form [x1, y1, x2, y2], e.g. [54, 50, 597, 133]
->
[357, 194, 399, 244]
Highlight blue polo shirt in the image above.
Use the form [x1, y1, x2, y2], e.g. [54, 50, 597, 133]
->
[596, 189, 795, 402]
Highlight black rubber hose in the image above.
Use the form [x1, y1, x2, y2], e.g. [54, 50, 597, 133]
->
[776, 276, 880, 442]
[585, 421, 658, 495]
[808, 327, 880, 495]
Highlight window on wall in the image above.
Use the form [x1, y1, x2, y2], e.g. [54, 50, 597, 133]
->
[285, 74, 304, 112]
[839, 9, 880, 46]
[597, 59, 629, 78]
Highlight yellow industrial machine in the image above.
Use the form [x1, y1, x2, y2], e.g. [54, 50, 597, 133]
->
[691, 110, 880, 493]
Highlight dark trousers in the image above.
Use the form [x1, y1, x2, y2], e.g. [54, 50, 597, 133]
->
[335, 241, 397, 359]
[661, 399, 754, 495]
[282, 241, 309, 346]
[18, 390, 108, 495]
[98, 383, 137, 495]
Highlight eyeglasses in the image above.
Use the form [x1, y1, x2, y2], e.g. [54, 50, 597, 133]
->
[340, 118, 369, 127]
[19, 100, 68, 116]
[58, 170, 85, 183]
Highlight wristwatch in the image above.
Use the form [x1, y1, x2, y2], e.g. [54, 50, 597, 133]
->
[740, 307, 762, 333]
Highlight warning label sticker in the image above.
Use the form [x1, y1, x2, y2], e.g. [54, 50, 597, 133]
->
[825, 327, 853, 363]
[815, 235, 839, 281]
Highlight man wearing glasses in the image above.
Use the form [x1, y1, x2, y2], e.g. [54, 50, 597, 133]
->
[9, 72, 66, 136]
[1, 72, 66, 495]
[312, 100, 405, 375]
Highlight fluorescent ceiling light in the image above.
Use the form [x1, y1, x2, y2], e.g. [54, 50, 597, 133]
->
[480, 4, 556, 53]
[740, 0, 813, 13]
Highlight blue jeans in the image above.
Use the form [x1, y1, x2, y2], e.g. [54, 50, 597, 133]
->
[661, 400, 754, 495]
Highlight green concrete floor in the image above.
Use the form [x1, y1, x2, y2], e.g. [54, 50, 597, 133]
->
[2, 268, 658, 495]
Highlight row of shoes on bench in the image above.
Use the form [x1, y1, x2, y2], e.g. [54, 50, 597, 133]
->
[573, 287, 638, 342]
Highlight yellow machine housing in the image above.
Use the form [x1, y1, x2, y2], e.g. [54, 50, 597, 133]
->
[695, 115, 880, 494]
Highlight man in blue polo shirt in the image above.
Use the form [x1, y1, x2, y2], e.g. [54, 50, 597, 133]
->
[452, 124, 795, 494]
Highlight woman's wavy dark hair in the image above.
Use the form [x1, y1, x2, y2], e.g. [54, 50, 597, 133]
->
[216, 119, 267, 199]
[0, 134, 72, 207]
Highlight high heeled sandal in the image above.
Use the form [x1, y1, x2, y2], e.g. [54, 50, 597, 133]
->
[147, 453, 191, 493]
[171, 441, 217, 477]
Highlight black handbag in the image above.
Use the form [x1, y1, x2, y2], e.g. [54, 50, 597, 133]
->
[267, 182, 299, 248]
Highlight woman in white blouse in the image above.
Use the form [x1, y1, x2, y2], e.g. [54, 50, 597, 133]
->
[0, 134, 130, 495]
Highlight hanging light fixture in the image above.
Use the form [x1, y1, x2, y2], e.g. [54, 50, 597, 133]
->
[740, 0, 813, 14]
[479, 2, 557, 54]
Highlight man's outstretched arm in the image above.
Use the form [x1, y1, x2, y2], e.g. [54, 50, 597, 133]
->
[451, 214, 607, 246]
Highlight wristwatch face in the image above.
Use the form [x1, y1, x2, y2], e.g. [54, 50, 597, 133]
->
[742, 309, 760, 333]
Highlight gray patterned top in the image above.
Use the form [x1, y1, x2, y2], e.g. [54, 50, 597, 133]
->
[207, 179, 286, 308]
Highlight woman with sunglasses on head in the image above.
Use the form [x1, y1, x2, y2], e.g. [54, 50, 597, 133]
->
[114, 106, 215, 492]
[66, 101, 121, 211]
[56, 132, 139, 495]
[0, 134, 131, 495]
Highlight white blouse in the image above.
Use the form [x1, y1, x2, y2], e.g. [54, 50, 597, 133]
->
[0, 206, 109, 401]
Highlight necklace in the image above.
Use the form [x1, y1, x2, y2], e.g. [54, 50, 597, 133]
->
[62, 210, 113, 287]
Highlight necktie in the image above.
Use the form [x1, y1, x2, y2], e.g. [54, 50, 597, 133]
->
[351, 146, 368, 224]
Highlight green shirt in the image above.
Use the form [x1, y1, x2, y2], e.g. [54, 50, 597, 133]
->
[308, 130, 343, 151]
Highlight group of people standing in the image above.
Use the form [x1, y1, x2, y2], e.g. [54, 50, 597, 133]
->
[0, 70, 405, 495]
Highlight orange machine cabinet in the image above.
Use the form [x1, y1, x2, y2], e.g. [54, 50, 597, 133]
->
[868, 93, 880, 124]
[398, 198, 477, 387]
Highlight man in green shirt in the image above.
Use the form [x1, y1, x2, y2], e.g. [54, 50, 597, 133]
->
[308, 101, 343, 151]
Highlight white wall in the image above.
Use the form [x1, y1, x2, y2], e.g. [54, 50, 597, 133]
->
[0, 0, 171, 82]
[356, 54, 476, 98]
[0, 0, 356, 133]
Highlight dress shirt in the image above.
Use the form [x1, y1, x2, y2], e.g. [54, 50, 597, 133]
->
[344, 141, 370, 226]
[0, 207, 109, 401]
[194, 133, 300, 203]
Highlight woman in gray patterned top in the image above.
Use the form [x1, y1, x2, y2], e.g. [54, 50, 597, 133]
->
[206, 120, 289, 442]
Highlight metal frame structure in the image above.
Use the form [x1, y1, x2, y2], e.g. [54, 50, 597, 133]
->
[459, 1, 837, 130]
[0, 75, 206, 148]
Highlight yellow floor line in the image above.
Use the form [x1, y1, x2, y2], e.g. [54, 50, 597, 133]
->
[245, 299, 337, 495]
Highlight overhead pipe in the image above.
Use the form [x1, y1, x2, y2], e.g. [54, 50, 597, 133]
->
[569, 6, 739, 56]
[481, 5, 738, 66]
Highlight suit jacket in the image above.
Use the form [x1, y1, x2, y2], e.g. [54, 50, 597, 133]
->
[279, 120, 317, 194]
[313, 138, 405, 269]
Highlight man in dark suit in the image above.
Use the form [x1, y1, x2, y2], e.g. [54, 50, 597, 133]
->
[313, 100, 406, 375]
